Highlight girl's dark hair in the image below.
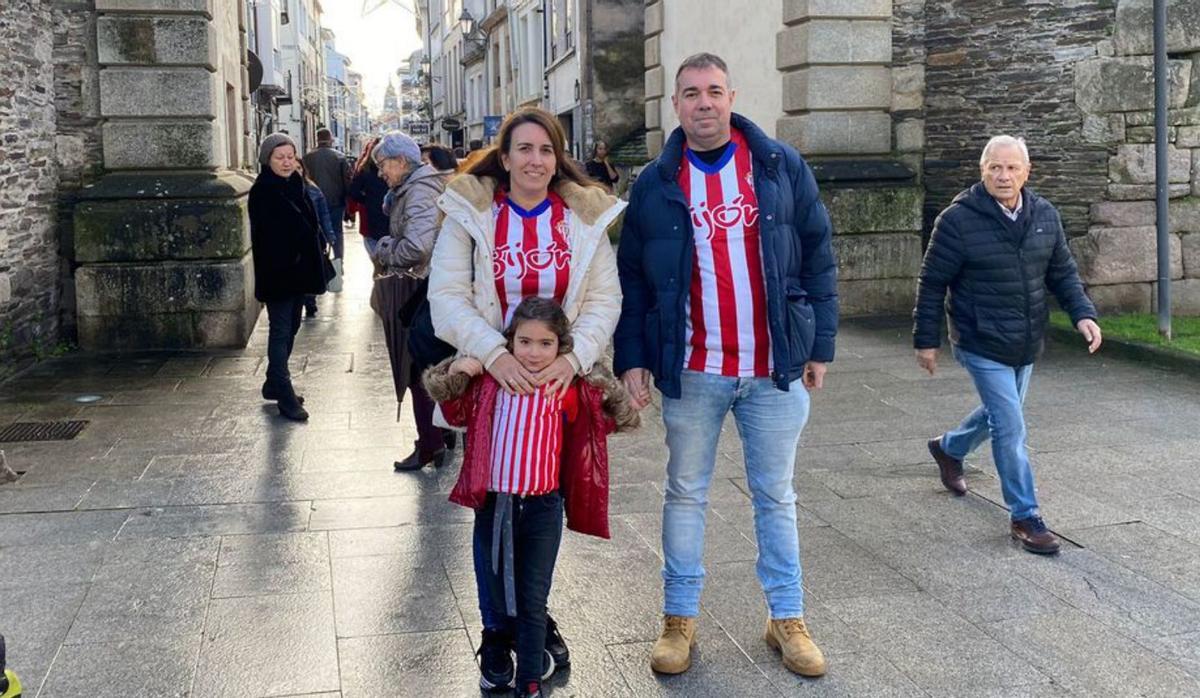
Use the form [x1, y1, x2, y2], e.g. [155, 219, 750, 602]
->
[422, 144, 458, 171]
[503, 296, 573, 356]
[463, 107, 600, 192]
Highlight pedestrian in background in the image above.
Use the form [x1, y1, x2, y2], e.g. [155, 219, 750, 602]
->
[370, 131, 455, 471]
[347, 136, 391, 255]
[614, 52, 836, 678]
[914, 134, 1102, 555]
[428, 106, 625, 694]
[421, 143, 458, 172]
[302, 128, 351, 261]
[249, 133, 329, 422]
[585, 140, 620, 193]
[295, 159, 336, 318]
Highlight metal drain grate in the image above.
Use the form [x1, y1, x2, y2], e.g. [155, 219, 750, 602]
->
[0, 420, 89, 443]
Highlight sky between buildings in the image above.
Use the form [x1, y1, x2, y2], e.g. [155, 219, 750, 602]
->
[321, 0, 424, 113]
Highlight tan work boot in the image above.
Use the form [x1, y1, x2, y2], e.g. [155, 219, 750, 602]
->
[765, 617, 826, 677]
[649, 615, 698, 674]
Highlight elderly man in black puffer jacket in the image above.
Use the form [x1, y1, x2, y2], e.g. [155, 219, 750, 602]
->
[913, 135, 1102, 555]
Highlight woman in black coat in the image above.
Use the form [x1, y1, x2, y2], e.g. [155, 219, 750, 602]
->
[250, 132, 328, 421]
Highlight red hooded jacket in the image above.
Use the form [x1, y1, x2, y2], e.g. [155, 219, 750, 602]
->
[424, 360, 640, 539]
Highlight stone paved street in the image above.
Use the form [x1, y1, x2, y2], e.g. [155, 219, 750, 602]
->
[3, 238, 1200, 697]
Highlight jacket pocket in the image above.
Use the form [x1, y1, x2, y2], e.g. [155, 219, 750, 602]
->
[785, 283, 815, 373]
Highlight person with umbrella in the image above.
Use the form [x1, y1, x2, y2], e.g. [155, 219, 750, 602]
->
[370, 131, 454, 471]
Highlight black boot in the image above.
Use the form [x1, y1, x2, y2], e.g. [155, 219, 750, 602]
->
[278, 396, 309, 421]
[394, 447, 448, 471]
[262, 381, 305, 404]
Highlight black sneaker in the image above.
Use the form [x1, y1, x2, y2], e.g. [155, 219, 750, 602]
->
[477, 628, 514, 692]
[545, 615, 570, 669]
[516, 680, 544, 698]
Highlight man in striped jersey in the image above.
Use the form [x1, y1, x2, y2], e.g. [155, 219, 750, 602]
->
[614, 53, 838, 678]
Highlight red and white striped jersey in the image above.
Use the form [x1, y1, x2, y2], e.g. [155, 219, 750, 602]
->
[491, 190, 572, 326]
[488, 383, 579, 496]
[678, 129, 773, 377]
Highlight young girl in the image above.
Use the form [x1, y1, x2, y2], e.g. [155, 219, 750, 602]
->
[423, 296, 639, 698]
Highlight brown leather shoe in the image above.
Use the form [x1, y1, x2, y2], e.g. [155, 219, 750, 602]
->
[1011, 516, 1061, 555]
[650, 615, 697, 675]
[765, 617, 826, 677]
[928, 438, 967, 495]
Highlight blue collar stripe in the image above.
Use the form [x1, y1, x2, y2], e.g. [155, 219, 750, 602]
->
[684, 141, 737, 174]
[505, 196, 552, 218]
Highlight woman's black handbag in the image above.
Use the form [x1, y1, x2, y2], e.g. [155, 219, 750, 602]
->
[406, 279, 455, 372]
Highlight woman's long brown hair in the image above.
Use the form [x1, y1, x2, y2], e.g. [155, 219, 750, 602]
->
[463, 107, 599, 192]
[353, 136, 380, 176]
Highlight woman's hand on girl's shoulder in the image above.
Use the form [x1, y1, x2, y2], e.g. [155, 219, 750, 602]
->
[535, 355, 577, 399]
[449, 356, 484, 377]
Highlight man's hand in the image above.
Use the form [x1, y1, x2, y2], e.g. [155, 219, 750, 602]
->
[802, 361, 827, 390]
[534, 355, 576, 398]
[916, 348, 939, 376]
[487, 353, 537, 395]
[621, 368, 652, 410]
[1076, 318, 1102, 354]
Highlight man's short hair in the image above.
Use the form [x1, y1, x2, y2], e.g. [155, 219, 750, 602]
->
[980, 135, 1029, 166]
[316, 128, 333, 144]
[674, 52, 731, 90]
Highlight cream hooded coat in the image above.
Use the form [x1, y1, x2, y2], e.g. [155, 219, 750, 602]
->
[428, 174, 625, 374]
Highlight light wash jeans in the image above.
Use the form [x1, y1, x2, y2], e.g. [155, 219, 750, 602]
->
[661, 369, 810, 619]
[940, 346, 1039, 521]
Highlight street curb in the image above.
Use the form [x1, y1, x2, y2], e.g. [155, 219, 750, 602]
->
[1046, 324, 1200, 378]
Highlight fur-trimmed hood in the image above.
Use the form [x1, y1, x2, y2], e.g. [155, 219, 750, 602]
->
[443, 174, 619, 228]
[423, 358, 641, 433]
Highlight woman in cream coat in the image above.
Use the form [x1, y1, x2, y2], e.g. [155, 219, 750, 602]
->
[427, 107, 624, 692]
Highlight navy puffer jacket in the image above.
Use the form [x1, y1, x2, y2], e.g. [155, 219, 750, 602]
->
[913, 183, 1096, 366]
[614, 114, 838, 399]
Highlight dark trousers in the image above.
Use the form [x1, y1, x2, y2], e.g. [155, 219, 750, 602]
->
[265, 295, 304, 388]
[329, 204, 345, 259]
[475, 491, 564, 685]
[407, 367, 444, 457]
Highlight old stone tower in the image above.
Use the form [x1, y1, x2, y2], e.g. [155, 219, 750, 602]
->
[1, 0, 256, 365]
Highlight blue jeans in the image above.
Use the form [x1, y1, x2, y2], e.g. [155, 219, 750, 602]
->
[941, 347, 1039, 521]
[661, 369, 810, 619]
[264, 295, 303, 387]
[328, 204, 345, 259]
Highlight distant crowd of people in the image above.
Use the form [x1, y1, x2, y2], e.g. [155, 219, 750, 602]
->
[247, 50, 1103, 697]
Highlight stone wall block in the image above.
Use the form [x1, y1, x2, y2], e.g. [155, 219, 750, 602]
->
[644, 98, 661, 130]
[822, 186, 923, 234]
[646, 130, 664, 159]
[895, 118, 924, 152]
[838, 278, 917, 316]
[75, 254, 254, 349]
[1152, 279, 1200, 314]
[1171, 197, 1200, 234]
[1069, 226, 1183, 285]
[97, 15, 215, 67]
[1091, 200, 1155, 228]
[75, 196, 250, 262]
[783, 0, 891, 24]
[644, 1, 662, 36]
[1107, 183, 1192, 200]
[1109, 143, 1193, 184]
[644, 35, 660, 67]
[99, 67, 217, 118]
[777, 112, 891, 155]
[95, 0, 214, 15]
[1086, 282, 1153, 314]
[1182, 232, 1200, 276]
[644, 64, 664, 100]
[102, 120, 217, 169]
[1114, 0, 1200, 55]
[782, 66, 890, 111]
[891, 64, 924, 112]
[832, 233, 922, 281]
[1179, 125, 1200, 147]
[1075, 57, 1191, 114]
[776, 20, 890, 69]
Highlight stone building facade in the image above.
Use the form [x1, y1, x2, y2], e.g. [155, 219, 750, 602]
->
[1, 0, 258, 363]
[644, 0, 1200, 318]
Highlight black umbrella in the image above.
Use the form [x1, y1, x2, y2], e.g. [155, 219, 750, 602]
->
[370, 272, 423, 408]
